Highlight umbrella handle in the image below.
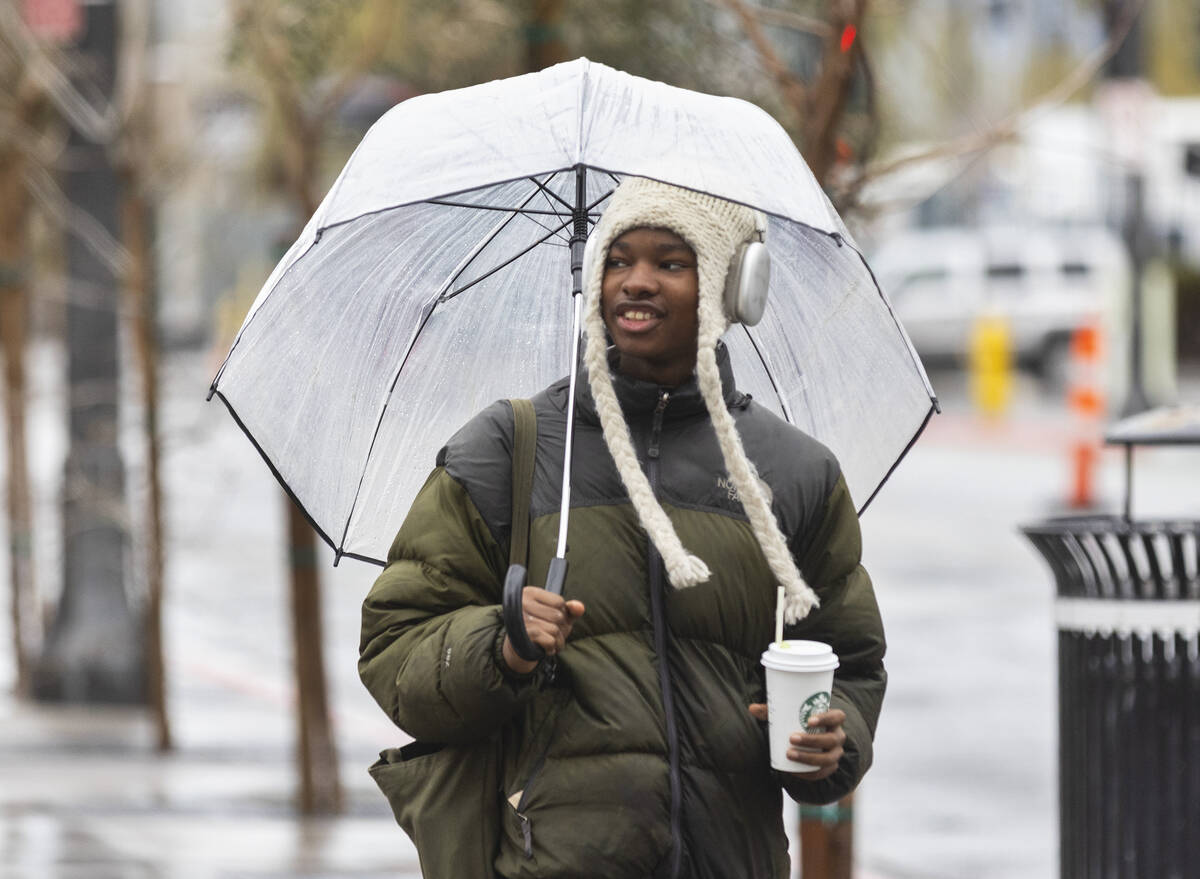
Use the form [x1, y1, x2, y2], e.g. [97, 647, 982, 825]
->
[502, 564, 543, 662]
[501, 558, 570, 663]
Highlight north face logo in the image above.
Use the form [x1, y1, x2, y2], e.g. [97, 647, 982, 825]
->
[717, 477, 740, 501]
[716, 476, 773, 505]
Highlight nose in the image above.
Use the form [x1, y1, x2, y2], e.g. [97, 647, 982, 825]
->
[622, 258, 659, 298]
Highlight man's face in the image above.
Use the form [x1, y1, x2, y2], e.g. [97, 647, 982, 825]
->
[600, 227, 700, 388]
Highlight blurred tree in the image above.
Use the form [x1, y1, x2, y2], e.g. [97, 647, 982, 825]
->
[720, 0, 875, 198]
[527, 0, 566, 71]
[1147, 0, 1200, 96]
[1, 0, 173, 721]
[848, 0, 1148, 224]
[21, 0, 147, 707]
[230, 0, 406, 815]
[114, 0, 172, 750]
[0, 10, 49, 697]
[2, 0, 180, 745]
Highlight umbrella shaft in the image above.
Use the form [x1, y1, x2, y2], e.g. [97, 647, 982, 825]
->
[555, 166, 590, 561]
[556, 290, 582, 559]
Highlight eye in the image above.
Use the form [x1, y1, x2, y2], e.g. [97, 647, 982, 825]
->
[662, 260, 692, 271]
[605, 256, 629, 268]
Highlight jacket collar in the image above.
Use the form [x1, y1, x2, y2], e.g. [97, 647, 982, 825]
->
[573, 341, 745, 423]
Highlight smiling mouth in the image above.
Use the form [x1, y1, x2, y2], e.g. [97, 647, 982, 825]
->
[613, 308, 664, 333]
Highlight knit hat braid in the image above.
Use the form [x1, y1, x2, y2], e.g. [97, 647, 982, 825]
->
[583, 177, 819, 624]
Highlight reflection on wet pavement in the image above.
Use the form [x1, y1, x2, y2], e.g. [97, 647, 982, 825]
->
[0, 701, 420, 878]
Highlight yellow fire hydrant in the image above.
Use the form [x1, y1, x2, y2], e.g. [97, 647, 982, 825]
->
[968, 314, 1014, 417]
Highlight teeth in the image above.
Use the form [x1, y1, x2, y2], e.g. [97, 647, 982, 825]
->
[625, 310, 655, 321]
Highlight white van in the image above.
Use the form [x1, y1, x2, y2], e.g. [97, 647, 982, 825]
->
[870, 225, 1130, 385]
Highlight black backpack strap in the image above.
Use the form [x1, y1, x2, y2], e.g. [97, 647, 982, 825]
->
[507, 399, 537, 568]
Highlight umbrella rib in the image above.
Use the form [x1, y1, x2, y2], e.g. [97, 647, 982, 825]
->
[341, 175, 580, 556]
[586, 187, 615, 213]
[528, 175, 575, 212]
[441, 215, 574, 302]
[427, 179, 558, 304]
[425, 199, 577, 217]
[528, 173, 573, 243]
[334, 184, 555, 557]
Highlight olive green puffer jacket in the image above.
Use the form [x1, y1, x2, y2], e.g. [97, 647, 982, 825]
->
[359, 347, 886, 879]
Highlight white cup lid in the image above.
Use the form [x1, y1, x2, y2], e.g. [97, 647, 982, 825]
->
[761, 640, 839, 671]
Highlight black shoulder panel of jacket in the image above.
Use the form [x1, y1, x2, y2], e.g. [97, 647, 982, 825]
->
[437, 399, 517, 552]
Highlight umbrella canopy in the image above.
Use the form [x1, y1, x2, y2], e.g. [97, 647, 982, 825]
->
[210, 58, 937, 565]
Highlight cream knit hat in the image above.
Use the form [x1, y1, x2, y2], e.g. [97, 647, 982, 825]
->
[583, 177, 818, 624]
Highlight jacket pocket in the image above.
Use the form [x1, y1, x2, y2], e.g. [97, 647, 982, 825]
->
[370, 737, 501, 879]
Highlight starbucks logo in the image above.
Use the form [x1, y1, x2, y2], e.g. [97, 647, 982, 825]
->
[798, 691, 831, 729]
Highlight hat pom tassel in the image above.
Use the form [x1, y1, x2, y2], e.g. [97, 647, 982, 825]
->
[783, 582, 819, 625]
[663, 551, 711, 589]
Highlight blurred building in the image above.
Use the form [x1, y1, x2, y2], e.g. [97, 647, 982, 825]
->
[863, 0, 1200, 264]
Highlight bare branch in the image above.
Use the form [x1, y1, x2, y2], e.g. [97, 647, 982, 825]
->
[804, 0, 868, 185]
[734, 3, 833, 39]
[717, 0, 810, 126]
[0, 105, 59, 165]
[114, 0, 153, 133]
[23, 165, 132, 278]
[0, 2, 117, 143]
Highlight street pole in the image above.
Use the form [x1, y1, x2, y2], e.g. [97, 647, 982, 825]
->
[1100, 0, 1152, 417]
[34, 0, 144, 704]
[1120, 172, 1150, 416]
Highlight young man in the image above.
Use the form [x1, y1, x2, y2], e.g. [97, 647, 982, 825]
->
[360, 178, 886, 878]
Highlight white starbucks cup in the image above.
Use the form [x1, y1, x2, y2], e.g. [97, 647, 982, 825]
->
[760, 640, 839, 773]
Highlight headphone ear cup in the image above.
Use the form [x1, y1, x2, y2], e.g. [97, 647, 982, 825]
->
[724, 241, 770, 326]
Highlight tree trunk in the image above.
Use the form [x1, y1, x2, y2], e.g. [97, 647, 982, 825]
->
[273, 147, 342, 809]
[0, 184, 36, 697]
[804, 0, 868, 187]
[0, 48, 46, 700]
[121, 183, 171, 747]
[287, 498, 340, 813]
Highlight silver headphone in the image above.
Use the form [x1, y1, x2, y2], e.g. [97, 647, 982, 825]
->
[724, 215, 770, 327]
[586, 214, 771, 327]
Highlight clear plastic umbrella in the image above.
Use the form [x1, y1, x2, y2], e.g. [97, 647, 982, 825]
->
[209, 57, 938, 568]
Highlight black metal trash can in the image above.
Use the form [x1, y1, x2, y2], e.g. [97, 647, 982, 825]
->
[1023, 514, 1200, 879]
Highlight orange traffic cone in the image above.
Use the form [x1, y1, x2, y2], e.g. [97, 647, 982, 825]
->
[1066, 322, 1104, 509]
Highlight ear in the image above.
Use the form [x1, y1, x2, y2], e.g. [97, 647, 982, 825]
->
[723, 240, 770, 326]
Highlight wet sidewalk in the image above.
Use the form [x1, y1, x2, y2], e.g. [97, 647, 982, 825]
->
[0, 696, 420, 879]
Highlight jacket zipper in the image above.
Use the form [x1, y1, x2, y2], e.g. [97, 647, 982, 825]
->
[513, 753, 546, 858]
[646, 391, 683, 879]
[511, 693, 565, 859]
